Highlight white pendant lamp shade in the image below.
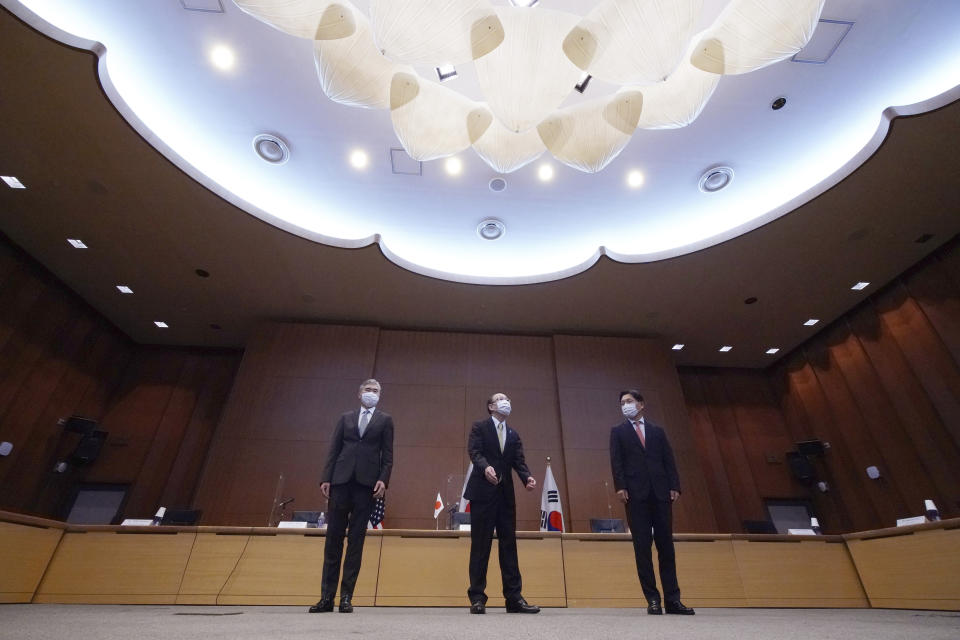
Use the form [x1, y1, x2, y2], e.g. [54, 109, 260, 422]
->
[313, 14, 411, 109]
[475, 8, 583, 133]
[632, 42, 720, 130]
[564, 0, 703, 85]
[537, 91, 643, 173]
[236, 0, 357, 40]
[369, 0, 505, 65]
[390, 73, 493, 162]
[472, 118, 546, 174]
[690, 0, 826, 75]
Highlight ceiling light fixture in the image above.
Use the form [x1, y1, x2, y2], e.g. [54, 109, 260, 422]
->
[627, 170, 645, 189]
[804, 318, 820, 326]
[116, 285, 134, 294]
[252, 134, 290, 164]
[771, 96, 787, 110]
[67, 239, 88, 249]
[719, 345, 733, 352]
[209, 44, 236, 71]
[766, 348, 780, 354]
[445, 156, 463, 176]
[1, 176, 25, 189]
[851, 281, 870, 290]
[672, 344, 685, 351]
[349, 149, 369, 169]
[574, 72, 592, 94]
[537, 163, 554, 182]
[237, 0, 825, 175]
[154, 321, 169, 328]
[477, 218, 505, 240]
[488, 177, 507, 192]
[699, 166, 734, 192]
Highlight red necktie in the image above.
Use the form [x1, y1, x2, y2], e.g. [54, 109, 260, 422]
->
[633, 421, 645, 446]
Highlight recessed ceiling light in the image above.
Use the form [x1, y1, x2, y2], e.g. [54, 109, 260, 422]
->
[154, 321, 169, 328]
[672, 344, 685, 351]
[509, 0, 539, 6]
[719, 345, 733, 352]
[349, 149, 369, 170]
[627, 170, 645, 189]
[67, 239, 88, 249]
[766, 348, 780, 355]
[699, 166, 734, 193]
[253, 134, 290, 165]
[489, 177, 507, 192]
[537, 163, 554, 182]
[210, 45, 235, 71]
[435, 64, 457, 82]
[116, 285, 133, 294]
[771, 96, 787, 110]
[804, 318, 820, 326]
[445, 156, 463, 176]
[477, 218, 505, 240]
[851, 281, 870, 290]
[2, 176, 25, 189]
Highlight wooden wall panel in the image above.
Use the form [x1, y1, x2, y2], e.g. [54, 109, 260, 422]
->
[554, 335, 717, 533]
[0, 235, 240, 522]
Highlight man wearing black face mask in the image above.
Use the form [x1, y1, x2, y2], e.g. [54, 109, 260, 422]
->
[464, 392, 540, 614]
[309, 379, 393, 614]
[610, 389, 694, 616]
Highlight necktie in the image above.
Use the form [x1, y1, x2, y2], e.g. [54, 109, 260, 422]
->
[634, 421, 645, 447]
[497, 423, 505, 452]
[359, 410, 370, 438]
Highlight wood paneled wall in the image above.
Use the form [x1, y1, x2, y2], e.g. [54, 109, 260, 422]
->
[0, 235, 240, 520]
[680, 239, 960, 533]
[193, 325, 715, 531]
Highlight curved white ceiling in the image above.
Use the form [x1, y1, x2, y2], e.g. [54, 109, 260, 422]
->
[5, 0, 960, 284]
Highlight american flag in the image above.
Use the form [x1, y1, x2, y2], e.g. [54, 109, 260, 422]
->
[368, 496, 385, 529]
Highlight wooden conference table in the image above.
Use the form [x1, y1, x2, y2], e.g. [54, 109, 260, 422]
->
[1, 511, 956, 610]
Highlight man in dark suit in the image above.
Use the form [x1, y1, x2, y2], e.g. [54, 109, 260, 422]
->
[309, 379, 393, 614]
[610, 389, 694, 615]
[464, 392, 540, 614]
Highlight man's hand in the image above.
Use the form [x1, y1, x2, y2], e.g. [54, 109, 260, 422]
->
[320, 482, 330, 499]
[373, 481, 386, 498]
[484, 466, 498, 485]
[670, 490, 680, 502]
[525, 477, 537, 491]
[616, 489, 629, 504]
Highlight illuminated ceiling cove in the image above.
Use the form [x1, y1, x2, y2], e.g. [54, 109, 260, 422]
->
[4, 0, 960, 284]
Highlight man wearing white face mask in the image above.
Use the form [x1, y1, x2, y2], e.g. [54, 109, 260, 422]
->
[310, 379, 393, 614]
[610, 389, 694, 616]
[464, 392, 540, 614]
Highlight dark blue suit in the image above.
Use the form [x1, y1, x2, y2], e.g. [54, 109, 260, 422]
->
[465, 417, 532, 604]
[610, 419, 682, 603]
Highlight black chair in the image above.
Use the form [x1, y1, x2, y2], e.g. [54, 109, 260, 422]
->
[293, 510, 322, 528]
[160, 508, 202, 526]
[742, 519, 778, 534]
[589, 518, 625, 533]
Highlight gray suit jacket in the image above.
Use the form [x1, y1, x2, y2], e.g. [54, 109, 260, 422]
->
[321, 408, 394, 488]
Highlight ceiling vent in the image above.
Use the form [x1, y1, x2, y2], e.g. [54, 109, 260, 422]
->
[792, 19, 854, 64]
[180, 0, 224, 12]
[390, 148, 422, 176]
[252, 134, 290, 164]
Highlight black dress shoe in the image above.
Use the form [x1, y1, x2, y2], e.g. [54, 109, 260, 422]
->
[308, 598, 333, 613]
[505, 598, 540, 614]
[647, 599, 663, 615]
[338, 596, 353, 613]
[469, 601, 486, 614]
[665, 600, 695, 615]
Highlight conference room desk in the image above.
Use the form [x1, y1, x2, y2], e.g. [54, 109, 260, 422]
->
[1, 511, 956, 609]
[844, 519, 960, 611]
[561, 532, 866, 608]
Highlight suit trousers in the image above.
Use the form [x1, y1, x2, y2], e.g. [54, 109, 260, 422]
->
[321, 480, 374, 599]
[626, 488, 680, 603]
[467, 492, 522, 604]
